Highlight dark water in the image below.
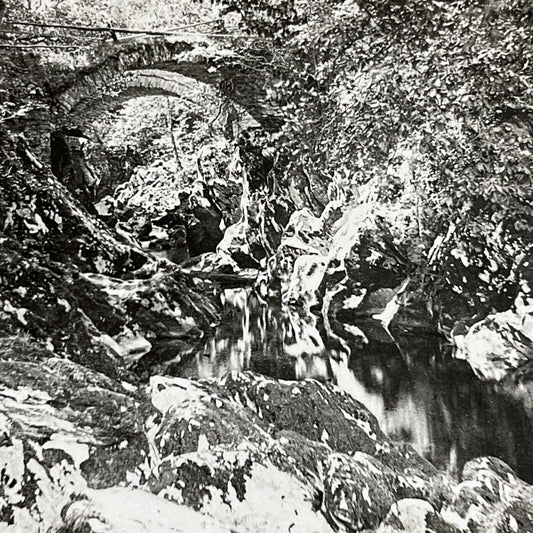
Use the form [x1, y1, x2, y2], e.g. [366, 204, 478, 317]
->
[137, 288, 533, 482]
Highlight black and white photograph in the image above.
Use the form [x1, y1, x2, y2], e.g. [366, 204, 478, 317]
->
[0, 0, 532, 531]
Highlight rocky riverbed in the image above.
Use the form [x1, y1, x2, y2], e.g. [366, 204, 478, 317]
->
[2, 340, 533, 532]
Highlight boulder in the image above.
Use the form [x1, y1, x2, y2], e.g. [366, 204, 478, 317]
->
[3, 357, 531, 533]
[377, 498, 460, 533]
[444, 457, 533, 532]
[455, 309, 533, 382]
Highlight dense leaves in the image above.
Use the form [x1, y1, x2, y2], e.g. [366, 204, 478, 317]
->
[217, 0, 533, 321]
[2, 0, 532, 328]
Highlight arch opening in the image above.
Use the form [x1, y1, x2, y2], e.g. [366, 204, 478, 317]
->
[52, 65, 267, 266]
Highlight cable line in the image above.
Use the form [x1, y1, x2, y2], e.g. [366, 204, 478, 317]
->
[4, 18, 220, 36]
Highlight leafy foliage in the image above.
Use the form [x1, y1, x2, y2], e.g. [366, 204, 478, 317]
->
[218, 0, 533, 315]
[2, 0, 532, 324]
[5, 0, 218, 29]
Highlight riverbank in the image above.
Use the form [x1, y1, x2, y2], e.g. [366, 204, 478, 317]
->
[2, 337, 532, 531]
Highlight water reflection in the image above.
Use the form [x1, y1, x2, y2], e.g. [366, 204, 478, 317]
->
[139, 288, 533, 483]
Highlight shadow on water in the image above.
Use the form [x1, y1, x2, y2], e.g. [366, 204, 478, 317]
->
[136, 288, 533, 483]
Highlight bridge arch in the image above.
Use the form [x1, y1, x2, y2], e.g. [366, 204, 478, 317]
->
[37, 34, 280, 212]
[51, 35, 281, 133]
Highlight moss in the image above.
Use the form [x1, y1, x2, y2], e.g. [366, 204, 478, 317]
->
[81, 435, 149, 489]
[0, 334, 47, 362]
[229, 455, 253, 502]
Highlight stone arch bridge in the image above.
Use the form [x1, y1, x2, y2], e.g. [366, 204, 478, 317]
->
[26, 33, 281, 162]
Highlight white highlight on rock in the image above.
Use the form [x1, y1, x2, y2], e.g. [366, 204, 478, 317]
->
[198, 433, 210, 452]
[42, 433, 90, 469]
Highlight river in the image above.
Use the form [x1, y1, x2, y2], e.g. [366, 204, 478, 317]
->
[136, 287, 533, 483]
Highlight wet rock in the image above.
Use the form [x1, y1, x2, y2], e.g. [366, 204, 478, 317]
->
[455, 309, 533, 382]
[0, 132, 219, 375]
[94, 145, 145, 201]
[444, 457, 533, 532]
[144, 375, 451, 530]
[0, 237, 218, 377]
[429, 225, 533, 338]
[144, 374, 532, 533]
[167, 226, 190, 264]
[452, 251, 533, 388]
[128, 193, 225, 260]
[352, 288, 396, 318]
[323, 452, 396, 530]
[150, 446, 334, 532]
[1, 363, 532, 532]
[50, 130, 98, 213]
[186, 207, 224, 257]
[217, 372, 385, 455]
[269, 187, 411, 323]
[377, 498, 460, 533]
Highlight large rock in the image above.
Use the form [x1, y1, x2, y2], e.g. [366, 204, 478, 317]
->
[429, 224, 533, 338]
[268, 187, 411, 349]
[451, 245, 533, 387]
[455, 309, 533, 382]
[2, 354, 532, 532]
[445, 457, 533, 532]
